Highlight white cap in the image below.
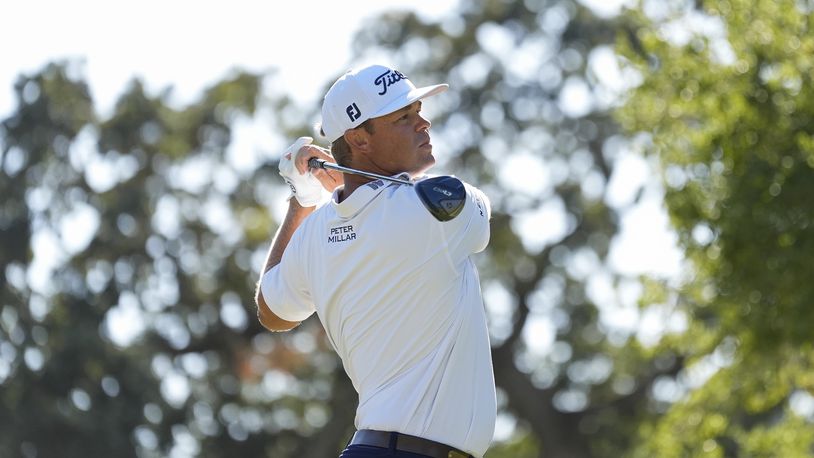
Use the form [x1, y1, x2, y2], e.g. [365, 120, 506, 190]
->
[320, 64, 448, 142]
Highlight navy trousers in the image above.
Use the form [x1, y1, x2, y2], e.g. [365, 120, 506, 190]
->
[339, 442, 434, 457]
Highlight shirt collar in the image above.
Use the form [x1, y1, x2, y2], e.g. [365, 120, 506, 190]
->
[331, 172, 412, 218]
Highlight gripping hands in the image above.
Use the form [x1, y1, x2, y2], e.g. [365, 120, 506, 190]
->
[278, 137, 324, 207]
[278, 136, 344, 207]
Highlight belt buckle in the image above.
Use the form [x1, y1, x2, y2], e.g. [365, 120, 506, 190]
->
[448, 451, 468, 458]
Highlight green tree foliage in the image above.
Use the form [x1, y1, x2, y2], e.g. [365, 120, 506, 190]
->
[617, 0, 814, 455]
[0, 63, 357, 457]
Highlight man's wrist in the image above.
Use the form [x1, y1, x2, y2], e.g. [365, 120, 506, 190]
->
[288, 198, 317, 216]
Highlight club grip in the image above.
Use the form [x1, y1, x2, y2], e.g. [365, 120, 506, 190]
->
[308, 158, 325, 169]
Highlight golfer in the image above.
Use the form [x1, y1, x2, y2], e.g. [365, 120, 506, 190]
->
[255, 64, 495, 458]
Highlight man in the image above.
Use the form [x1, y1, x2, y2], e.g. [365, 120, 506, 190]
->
[255, 64, 495, 458]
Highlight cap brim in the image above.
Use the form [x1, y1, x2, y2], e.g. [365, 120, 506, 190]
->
[370, 83, 449, 119]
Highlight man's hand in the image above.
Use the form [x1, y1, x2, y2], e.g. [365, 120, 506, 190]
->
[278, 137, 325, 207]
[295, 144, 344, 193]
[279, 137, 345, 207]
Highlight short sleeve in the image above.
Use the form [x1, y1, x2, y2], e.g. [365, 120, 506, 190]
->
[441, 182, 491, 261]
[259, 230, 316, 322]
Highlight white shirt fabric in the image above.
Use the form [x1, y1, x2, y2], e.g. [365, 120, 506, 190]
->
[261, 174, 496, 457]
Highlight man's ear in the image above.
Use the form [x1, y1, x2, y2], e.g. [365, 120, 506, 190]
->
[344, 128, 371, 153]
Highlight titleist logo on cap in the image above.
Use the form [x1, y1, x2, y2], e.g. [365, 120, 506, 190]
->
[374, 69, 407, 96]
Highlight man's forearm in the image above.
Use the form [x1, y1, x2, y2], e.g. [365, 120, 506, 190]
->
[256, 199, 315, 297]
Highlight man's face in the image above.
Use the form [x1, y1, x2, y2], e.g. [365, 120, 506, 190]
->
[364, 101, 435, 177]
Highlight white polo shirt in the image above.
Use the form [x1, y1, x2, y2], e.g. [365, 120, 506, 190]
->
[261, 174, 496, 457]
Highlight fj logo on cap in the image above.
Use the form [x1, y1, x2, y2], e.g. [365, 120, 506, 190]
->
[374, 69, 407, 95]
[346, 103, 361, 122]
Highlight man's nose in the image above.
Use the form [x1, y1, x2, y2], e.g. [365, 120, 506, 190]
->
[417, 114, 431, 130]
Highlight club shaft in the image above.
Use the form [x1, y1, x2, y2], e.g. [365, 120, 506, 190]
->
[309, 158, 413, 186]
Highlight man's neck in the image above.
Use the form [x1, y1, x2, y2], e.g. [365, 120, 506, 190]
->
[337, 174, 375, 202]
[337, 170, 415, 203]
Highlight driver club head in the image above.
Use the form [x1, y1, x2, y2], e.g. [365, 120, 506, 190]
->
[415, 176, 466, 222]
[308, 157, 465, 221]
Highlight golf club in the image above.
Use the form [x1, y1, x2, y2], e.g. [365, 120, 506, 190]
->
[308, 158, 412, 185]
[308, 158, 465, 222]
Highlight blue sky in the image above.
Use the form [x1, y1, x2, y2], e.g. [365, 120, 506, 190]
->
[1, 0, 681, 292]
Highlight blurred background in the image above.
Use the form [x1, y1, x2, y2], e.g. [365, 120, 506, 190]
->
[2, 0, 813, 456]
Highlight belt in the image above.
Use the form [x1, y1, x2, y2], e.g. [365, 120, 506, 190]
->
[349, 430, 473, 458]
